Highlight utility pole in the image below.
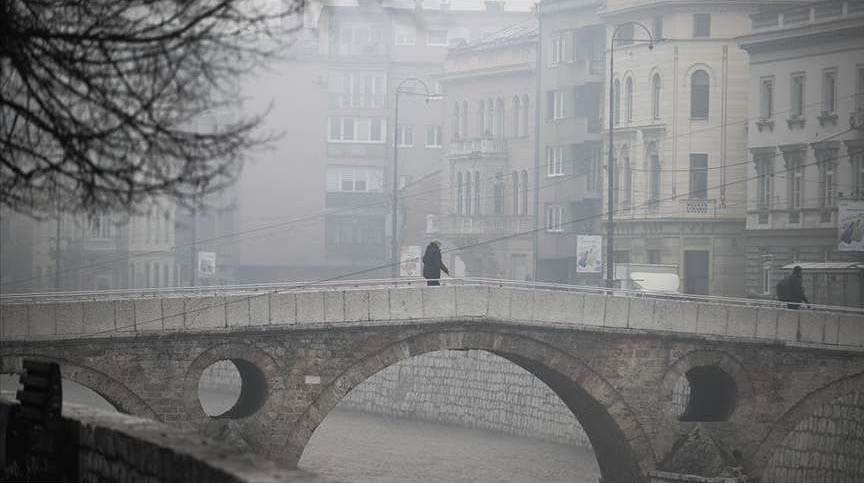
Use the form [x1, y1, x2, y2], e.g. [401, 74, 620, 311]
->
[190, 196, 197, 286]
[54, 212, 61, 291]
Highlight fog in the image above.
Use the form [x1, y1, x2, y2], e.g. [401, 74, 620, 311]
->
[2, 0, 862, 308]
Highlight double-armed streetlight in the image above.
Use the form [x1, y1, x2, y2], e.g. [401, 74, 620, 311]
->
[606, 22, 654, 289]
[391, 78, 441, 277]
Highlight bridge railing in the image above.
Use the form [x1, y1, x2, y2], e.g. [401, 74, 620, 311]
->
[2, 277, 862, 315]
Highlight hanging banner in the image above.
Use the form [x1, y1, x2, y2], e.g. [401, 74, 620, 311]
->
[576, 235, 603, 273]
[838, 200, 864, 251]
[400, 245, 422, 277]
[197, 251, 216, 276]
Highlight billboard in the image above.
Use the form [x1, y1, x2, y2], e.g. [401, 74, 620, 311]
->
[576, 235, 603, 273]
[197, 251, 216, 276]
[838, 200, 864, 251]
[400, 245, 422, 277]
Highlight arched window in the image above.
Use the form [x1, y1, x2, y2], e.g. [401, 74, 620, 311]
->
[495, 98, 505, 137]
[461, 101, 469, 137]
[512, 96, 521, 137]
[494, 172, 504, 213]
[625, 77, 634, 122]
[485, 98, 495, 136]
[620, 148, 632, 209]
[613, 79, 621, 126]
[474, 171, 481, 215]
[651, 73, 662, 119]
[521, 94, 530, 137]
[648, 143, 661, 206]
[453, 103, 461, 139]
[476, 100, 485, 135]
[465, 170, 472, 215]
[456, 172, 463, 214]
[512, 171, 519, 215]
[691, 70, 709, 118]
[520, 170, 529, 215]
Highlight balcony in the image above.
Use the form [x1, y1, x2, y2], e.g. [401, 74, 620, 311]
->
[429, 214, 533, 236]
[449, 137, 507, 158]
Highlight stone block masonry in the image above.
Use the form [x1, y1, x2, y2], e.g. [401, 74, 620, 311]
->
[338, 349, 591, 446]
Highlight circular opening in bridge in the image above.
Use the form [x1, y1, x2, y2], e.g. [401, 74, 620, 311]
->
[676, 366, 737, 422]
[198, 359, 268, 419]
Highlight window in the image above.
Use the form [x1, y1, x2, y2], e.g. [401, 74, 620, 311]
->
[397, 126, 413, 147]
[618, 23, 634, 46]
[551, 36, 566, 65]
[625, 77, 634, 122]
[760, 77, 774, 119]
[395, 24, 416, 45]
[456, 172, 464, 214]
[521, 95, 530, 136]
[691, 70, 710, 119]
[425, 126, 442, 147]
[756, 154, 773, 209]
[613, 79, 621, 125]
[791, 73, 805, 117]
[512, 171, 520, 215]
[652, 73, 662, 119]
[653, 16, 664, 40]
[852, 151, 864, 197]
[693, 14, 711, 37]
[474, 171, 481, 216]
[337, 24, 385, 56]
[649, 149, 661, 205]
[587, 145, 602, 192]
[785, 151, 804, 213]
[326, 166, 384, 193]
[547, 146, 564, 176]
[521, 170, 529, 215]
[494, 172, 504, 214]
[548, 90, 565, 120]
[88, 212, 114, 239]
[512, 96, 521, 137]
[620, 151, 632, 208]
[818, 150, 837, 208]
[495, 99, 505, 136]
[328, 117, 386, 143]
[648, 249, 661, 265]
[452, 103, 461, 139]
[427, 29, 448, 46]
[485, 98, 494, 134]
[461, 101, 469, 138]
[546, 206, 563, 232]
[329, 71, 387, 108]
[822, 68, 837, 114]
[465, 170, 472, 215]
[761, 261, 772, 295]
[689, 154, 708, 199]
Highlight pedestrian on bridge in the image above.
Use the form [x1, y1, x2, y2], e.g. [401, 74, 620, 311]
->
[422, 240, 449, 286]
[777, 265, 809, 310]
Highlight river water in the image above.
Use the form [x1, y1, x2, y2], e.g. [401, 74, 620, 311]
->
[1, 377, 600, 482]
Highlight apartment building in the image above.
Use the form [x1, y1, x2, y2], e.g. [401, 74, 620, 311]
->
[232, 0, 527, 282]
[600, 0, 757, 296]
[738, 0, 864, 306]
[536, 0, 606, 284]
[431, 21, 537, 279]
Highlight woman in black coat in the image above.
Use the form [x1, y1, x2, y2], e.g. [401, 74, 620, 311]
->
[422, 241, 449, 286]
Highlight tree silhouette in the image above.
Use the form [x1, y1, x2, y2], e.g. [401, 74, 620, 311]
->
[0, 0, 306, 216]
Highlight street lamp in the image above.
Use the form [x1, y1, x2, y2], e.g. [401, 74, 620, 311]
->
[391, 78, 440, 278]
[606, 22, 654, 289]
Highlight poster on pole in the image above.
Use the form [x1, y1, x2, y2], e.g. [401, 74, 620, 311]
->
[400, 245, 422, 277]
[197, 251, 216, 276]
[838, 200, 864, 251]
[576, 235, 603, 273]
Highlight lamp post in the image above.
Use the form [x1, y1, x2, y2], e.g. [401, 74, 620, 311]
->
[392, 78, 439, 278]
[606, 22, 654, 289]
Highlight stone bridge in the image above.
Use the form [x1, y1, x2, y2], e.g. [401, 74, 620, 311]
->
[2, 280, 863, 481]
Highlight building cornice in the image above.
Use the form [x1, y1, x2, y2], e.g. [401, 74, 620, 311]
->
[598, 0, 795, 19]
[737, 15, 864, 53]
[438, 63, 534, 82]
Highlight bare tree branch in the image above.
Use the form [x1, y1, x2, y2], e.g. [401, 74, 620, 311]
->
[0, 0, 306, 216]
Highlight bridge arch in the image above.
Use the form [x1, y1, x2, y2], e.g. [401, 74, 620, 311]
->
[0, 354, 157, 419]
[754, 371, 864, 480]
[286, 330, 654, 481]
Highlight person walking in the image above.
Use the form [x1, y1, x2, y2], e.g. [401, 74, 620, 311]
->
[777, 265, 809, 310]
[422, 240, 449, 286]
